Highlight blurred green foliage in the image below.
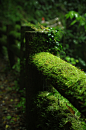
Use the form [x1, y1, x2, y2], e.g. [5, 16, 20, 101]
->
[0, 0, 86, 69]
[61, 10, 86, 71]
[0, 0, 66, 24]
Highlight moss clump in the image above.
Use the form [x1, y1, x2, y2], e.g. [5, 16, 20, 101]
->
[33, 91, 84, 130]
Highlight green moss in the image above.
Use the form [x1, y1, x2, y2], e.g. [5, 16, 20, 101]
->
[33, 91, 84, 130]
[32, 52, 86, 87]
[26, 31, 49, 57]
[31, 52, 86, 115]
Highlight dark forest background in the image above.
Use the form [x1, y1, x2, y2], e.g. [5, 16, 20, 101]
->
[0, 0, 86, 71]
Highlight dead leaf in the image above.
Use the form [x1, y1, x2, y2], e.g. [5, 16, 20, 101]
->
[6, 124, 9, 128]
[66, 103, 75, 115]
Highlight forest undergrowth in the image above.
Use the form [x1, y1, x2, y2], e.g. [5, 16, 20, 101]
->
[0, 57, 26, 130]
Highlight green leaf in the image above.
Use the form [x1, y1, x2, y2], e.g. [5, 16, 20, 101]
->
[74, 13, 79, 18]
[80, 20, 85, 26]
[79, 58, 86, 66]
[71, 20, 77, 25]
[10, 99, 13, 102]
[48, 33, 51, 36]
[65, 56, 70, 62]
[76, 60, 79, 63]
[70, 58, 74, 62]
[7, 115, 11, 119]
[65, 13, 70, 19]
[47, 92, 54, 97]
[71, 61, 76, 65]
[66, 11, 79, 20]
[69, 11, 75, 19]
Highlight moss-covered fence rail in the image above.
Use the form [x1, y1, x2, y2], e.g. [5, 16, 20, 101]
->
[24, 31, 86, 129]
[31, 52, 86, 116]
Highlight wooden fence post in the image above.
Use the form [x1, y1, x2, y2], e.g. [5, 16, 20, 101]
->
[25, 31, 49, 130]
[20, 25, 34, 89]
